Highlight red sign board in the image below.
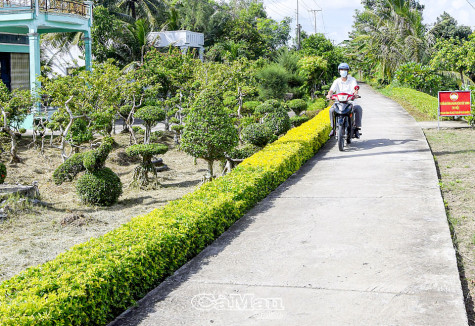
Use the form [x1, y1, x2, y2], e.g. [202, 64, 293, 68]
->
[438, 91, 471, 116]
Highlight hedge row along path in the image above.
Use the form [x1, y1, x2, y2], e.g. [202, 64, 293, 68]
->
[0, 100, 330, 323]
[110, 84, 468, 326]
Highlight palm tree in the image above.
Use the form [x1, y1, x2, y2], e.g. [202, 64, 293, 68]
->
[348, 0, 428, 82]
[99, 0, 166, 28]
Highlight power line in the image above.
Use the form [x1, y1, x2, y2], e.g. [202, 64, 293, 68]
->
[299, 0, 312, 11]
[466, 0, 475, 10]
[320, 9, 326, 35]
[267, 0, 294, 12]
[311, 0, 321, 10]
[308, 9, 322, 34]
[264, 5, 285, 18]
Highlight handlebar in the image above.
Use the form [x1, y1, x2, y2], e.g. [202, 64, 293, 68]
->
[330, 93, 361, 101]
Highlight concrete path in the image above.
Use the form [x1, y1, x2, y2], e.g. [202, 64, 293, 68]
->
[109, 84, 468, 326]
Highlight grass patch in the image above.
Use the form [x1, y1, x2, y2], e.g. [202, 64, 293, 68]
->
[378, 86, 439, 121]
[425, 128, 475, 325]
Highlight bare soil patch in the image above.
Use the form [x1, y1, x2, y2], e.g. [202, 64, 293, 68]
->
[0, 132, 208, 282]
[425, 128, 475, 324]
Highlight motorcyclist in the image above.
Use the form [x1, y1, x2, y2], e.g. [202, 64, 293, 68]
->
[326, 63, 363, 137]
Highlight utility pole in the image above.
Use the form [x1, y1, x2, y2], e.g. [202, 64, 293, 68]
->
[308, 9, 322, 34]
[296, 0, 300, 50]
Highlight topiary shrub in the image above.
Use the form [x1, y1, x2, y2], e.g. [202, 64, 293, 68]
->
[226, 144, 261, 159]
[126, 143, 168, 188]
[287, 99, 308, 116]
[150, 130, 165, 143]
[0, 162, 6, 184]
[132, 126, 145, 135]
[242, 123, 274, 147]
[263, 110, 291, 136]
[76, 167, 122, 206]
[53, 137, 121, 205]
[308, 98, 327, 111]
[52, 152, 86, 185]
[83, 137, 114, 172]
[254, 99, 284, 115]
[135, 106, 166, 144]
[181, 89, 238, 179]
[290, 115, 310, 127]
[242, 101, 261, 115]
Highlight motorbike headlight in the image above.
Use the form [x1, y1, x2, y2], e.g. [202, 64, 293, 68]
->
[337, 94, 348, 102]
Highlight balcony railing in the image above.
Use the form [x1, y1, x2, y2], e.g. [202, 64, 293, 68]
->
[0, 0, 88, 17]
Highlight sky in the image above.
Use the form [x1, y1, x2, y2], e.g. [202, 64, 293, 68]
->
[261, 0, 475, 44]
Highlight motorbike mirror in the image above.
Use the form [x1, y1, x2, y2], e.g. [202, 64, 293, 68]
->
[354, 86, 360, 90]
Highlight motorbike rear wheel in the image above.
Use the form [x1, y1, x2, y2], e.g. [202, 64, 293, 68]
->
[338, 125, 344, 151]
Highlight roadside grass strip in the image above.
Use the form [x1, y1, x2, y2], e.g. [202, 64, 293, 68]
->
[0, 108, 331, 325]
[379, 86, 439, 119]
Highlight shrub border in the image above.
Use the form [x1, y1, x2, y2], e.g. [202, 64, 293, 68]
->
[0, 108, 331, 325]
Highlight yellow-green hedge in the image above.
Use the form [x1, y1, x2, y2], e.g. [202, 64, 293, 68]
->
[0, 108, 331, 325]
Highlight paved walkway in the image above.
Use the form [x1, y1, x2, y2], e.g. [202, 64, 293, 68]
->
[109, 84, 468, 326]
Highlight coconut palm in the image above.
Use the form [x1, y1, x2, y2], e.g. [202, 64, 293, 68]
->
[348, 0, 428, 82]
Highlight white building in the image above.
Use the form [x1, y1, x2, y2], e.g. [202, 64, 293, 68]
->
[147, 30, 204, 61]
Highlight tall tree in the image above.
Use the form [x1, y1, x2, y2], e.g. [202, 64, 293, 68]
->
[348, 0, 427, 83]
[429, 12, 472, 41]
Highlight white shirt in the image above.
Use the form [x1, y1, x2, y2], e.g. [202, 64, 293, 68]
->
[330, 75, 358, 94]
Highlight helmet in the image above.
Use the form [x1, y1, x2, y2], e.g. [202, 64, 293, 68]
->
[338, 63, 350, 70]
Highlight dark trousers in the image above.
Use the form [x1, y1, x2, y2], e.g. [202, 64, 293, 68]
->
[330, 104, 363, 128]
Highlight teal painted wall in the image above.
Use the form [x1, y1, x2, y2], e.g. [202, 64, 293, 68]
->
[0, 43, 29, 53]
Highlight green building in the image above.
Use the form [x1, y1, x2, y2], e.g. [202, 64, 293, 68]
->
[0, 0, 92, 93]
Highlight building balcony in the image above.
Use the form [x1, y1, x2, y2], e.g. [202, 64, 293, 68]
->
[0, 0, 89, 17]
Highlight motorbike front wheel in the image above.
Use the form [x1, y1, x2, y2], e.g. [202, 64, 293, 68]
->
[347, 124, 352, 144]
[337, 125, 345, 151]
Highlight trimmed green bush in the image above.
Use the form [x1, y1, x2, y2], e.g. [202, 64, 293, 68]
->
[119, 104, 132, 118]
[287, 99, 307, 116]
[308, 98, 327, 111]
[53, 137, 114, 184]
[53, 138, 121, 205]
[171, 124, 184, 132]
[83, 137, 114, 172]
[226, 144, 261, 159]
[0, 109, 331, 325]
[126, 144, 168, 187]
[132, 126, 145, 135]
[242, 123, 274, 147]
[290, 115, 310, 127]
[150, 130, 165, 143]
[263, 110, 291, 136]
[76, 167, 122, 206]
[0, 162, 6, 184]
[52, 152, 86, 185]
[126, 143, 168, 162]
[135, 106, 166, 124]
[254, 99, 284, 115]
[135, 106, 166, 144]
[242, 101, 261, 115]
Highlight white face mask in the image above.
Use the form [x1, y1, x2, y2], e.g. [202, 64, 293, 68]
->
[340, 70, 348, 78]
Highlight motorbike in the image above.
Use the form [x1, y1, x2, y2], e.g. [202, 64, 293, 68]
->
[331, 92, 361, 151]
